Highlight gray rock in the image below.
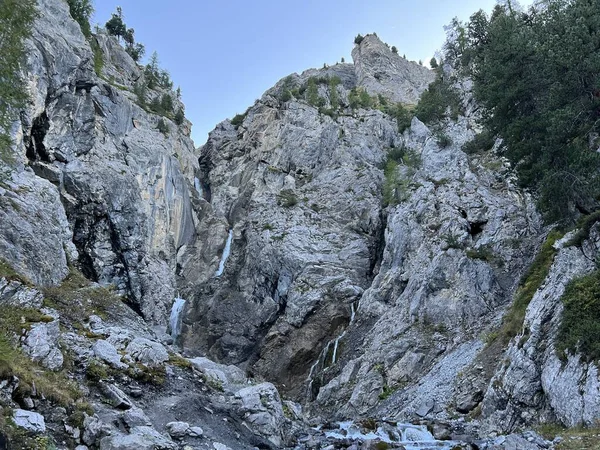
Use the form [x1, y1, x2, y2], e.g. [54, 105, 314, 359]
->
[234, 382, 285, 446]
[0, 279, 43, 308]
[100, 383, 133, 410]
[352, 34, 436, 104]
[93, 339, 127, 369]
[83, 415, 104, 446]
[189, 357, 246, 390]
[22, 320, 63, 370]
[213, 444, 232, 450]
[165, 421, 189, 438]
[188, 426, 204, 437]
[99, 426, 176, 450]
[121, 407, 152, 428]
[125, 338, 169, 367]
[415, 399, 435, 417]
[12, 409, 46, 433]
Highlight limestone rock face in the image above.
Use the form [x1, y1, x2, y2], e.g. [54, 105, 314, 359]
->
[481, 229, 600, 432]
[9, 0, 200, 323]
[310, 115, 542, 419]
[352, 34, 436, 105]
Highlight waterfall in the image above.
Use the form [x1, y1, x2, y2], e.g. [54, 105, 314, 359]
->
[306, 302, 358, 397]
[323, 421, 451, 448]
[214, 230, 233, 277]
[194, 177, 203, 197]
[169, 297, 186, 340]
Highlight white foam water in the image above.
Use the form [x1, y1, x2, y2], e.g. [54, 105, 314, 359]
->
[169, 297, 186, 339]
[323, 421, 457, 450]
[214, 230, 233, 277]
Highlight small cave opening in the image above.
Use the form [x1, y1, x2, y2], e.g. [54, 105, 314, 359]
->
[26, 112, 51, 162]
[468, 220, 488, 238]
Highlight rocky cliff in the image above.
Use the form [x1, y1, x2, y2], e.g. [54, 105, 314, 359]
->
[1, 1, 599, 449]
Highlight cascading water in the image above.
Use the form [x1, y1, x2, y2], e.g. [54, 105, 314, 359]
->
[323, 421, 457, 450]
[169, 297, 186, 340]
[214, 230, 233, 277]
[194, 177, 203, 197]
[306, 303, 357, 397]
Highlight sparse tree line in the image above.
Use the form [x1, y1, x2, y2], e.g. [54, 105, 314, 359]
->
[66, 0, 185, 133]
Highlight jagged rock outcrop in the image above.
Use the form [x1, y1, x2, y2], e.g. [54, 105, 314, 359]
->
[4, 0, 600, 447]
[310, 113, 542, 419]
[181, 34, 438, 394]
[8, 0, 199, 322]
[351, 34, 435, 104]
[482, 228, 600, 432]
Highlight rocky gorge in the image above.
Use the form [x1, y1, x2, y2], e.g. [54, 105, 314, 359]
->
[1, 0, 600, 449]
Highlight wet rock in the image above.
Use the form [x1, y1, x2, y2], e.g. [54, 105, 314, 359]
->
[12, 409, 46, 433]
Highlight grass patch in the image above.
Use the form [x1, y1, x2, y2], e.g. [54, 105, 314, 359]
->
[538, 424, 600, 450]
[168, 353, 192, 370]
[276, 189, 297, 208]
[466, 246, 496, 263]
[556, 270, 600, 362]
[491, 230, 562, 346]
[90, 38, 103, 77]
[0, 334, 82, 408]
[378, 385, 397, 401]
[0, 259, 32, 286]
[42, 267, 123, 323]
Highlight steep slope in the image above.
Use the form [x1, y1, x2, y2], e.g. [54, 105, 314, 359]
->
[179, 36, 436, 396]
[6, 0, 199, 323]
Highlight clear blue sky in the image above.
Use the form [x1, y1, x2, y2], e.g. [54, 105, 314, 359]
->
[92, 1, 532, 147]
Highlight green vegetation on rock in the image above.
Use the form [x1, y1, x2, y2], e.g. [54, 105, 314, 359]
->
[0, 0, 38, 162]
[557, 270, 600, 362]
[492, 230, 562, 346]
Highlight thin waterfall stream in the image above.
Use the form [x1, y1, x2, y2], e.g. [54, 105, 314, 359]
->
[214, 229, 233, 277]
[169, 297, 186, 340]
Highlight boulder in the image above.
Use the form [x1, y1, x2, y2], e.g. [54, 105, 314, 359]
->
[12, 409, 45, 433]
[125, 338, 169, 367]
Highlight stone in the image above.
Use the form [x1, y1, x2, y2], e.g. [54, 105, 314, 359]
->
[165, 421, 189, 439]
[100, 383, 133, 410]
[12, 409, 46, 433]
[93, 339, 128, 369]
[121, 407, 152, 428]
[99, 426, 176, 450]
[188, 426, 203, 437]
[125, 338, 169, 367]
[22, 320, 63, 370]
[0, 279, 44, 308]
[415, 399, 435, 418]
[234, 382, 285, 446]
[83, 415, 105, 446]
[213, 444, 231, 450]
